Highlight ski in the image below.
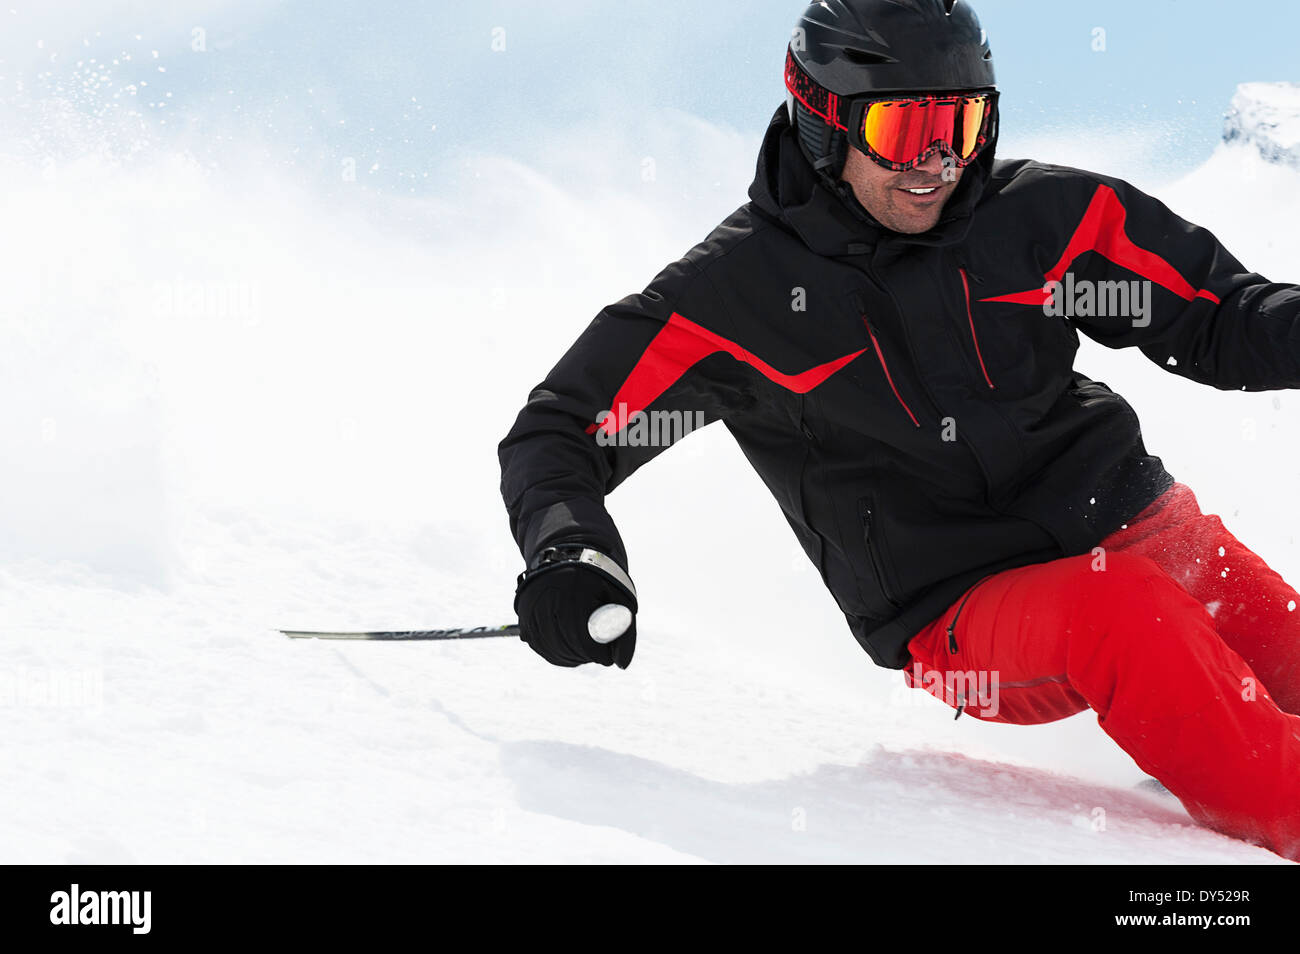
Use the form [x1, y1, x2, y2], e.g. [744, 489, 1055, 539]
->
[281, 623, 519, 642]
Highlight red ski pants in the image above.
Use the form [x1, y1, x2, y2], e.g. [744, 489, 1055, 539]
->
[904, 482, 1300, 860]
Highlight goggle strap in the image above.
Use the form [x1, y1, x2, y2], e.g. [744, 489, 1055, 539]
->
[784, 48, 849, 131]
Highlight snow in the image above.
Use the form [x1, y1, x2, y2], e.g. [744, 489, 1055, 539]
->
[1223, 82, 1300, 168]
[2, 85, 1297, 864]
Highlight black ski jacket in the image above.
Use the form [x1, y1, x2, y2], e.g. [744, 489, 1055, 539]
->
[499, 104, 1300, 668]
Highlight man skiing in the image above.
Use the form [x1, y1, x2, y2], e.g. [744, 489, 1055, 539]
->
[499, 0, 1300, 861]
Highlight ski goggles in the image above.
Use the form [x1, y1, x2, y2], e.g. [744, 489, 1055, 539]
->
[784, 47, 998, 172]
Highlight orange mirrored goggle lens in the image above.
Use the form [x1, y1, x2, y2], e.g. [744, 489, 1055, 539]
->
[860, 95, 992, 168]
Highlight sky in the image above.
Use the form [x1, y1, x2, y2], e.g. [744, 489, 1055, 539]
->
[2, 0, 1298, 197]
[1, 0, 1298, 575]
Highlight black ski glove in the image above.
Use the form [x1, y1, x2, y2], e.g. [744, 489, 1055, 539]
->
[514, 550, 637, 669]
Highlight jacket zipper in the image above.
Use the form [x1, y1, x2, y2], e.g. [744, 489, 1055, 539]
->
[859, 498, 903, 610]
[862, 318, 921, 428]
[855, 263, 1043, 632]
[960, 268, 996, 391]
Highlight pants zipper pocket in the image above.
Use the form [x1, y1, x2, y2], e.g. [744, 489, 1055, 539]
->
[946, 572, 997, 655]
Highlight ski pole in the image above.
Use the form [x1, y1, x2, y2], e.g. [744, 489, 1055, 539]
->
[282, 603, 633, 643]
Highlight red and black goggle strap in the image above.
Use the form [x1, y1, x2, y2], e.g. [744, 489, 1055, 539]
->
[784, 47, 998, 170]
[784, 47, 853, 134]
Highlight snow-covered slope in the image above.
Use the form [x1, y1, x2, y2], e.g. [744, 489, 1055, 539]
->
[1223, 81, 1300, 169]
[2, 82, 1298, 864]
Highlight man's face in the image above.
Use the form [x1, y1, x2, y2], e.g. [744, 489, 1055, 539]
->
[839, 147, 965, 235]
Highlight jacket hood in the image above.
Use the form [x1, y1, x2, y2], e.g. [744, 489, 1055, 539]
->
[748, 102, 997, 257]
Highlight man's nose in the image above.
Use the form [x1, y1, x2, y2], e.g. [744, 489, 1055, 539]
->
[912, 152, 949, 177]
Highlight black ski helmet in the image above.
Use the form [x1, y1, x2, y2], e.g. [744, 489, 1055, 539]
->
[786, 0, 997, 175]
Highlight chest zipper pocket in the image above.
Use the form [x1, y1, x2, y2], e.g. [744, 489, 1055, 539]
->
[959, 267, 997, 391]
[859, 496, 903, 611]
[862, 317, 922, 428]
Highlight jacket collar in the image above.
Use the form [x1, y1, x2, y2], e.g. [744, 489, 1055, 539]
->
[748, 104, 996, 258]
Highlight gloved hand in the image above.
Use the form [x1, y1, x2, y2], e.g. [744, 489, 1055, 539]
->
[515, 560, 637, 669]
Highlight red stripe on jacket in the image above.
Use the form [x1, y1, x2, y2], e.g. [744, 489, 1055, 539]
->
[980, 184, 1222, 306]
[593, 312, 866, 437]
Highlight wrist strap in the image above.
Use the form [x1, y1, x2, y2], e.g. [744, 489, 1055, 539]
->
[519, 546, 637, 601]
